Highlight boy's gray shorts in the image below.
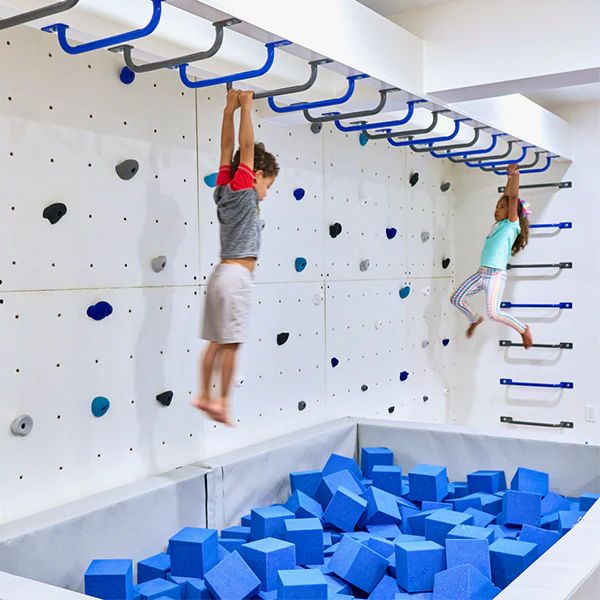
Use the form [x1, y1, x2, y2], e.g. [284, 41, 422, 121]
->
[201, 263, 254, 344]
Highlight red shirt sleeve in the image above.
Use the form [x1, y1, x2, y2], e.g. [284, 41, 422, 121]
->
[216, 165, 232, 186]
[230, 163, 255, 191]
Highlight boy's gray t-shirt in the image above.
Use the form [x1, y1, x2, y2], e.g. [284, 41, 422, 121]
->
[214, 185, 261, 259]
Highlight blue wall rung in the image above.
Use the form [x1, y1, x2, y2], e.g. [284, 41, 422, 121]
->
[530, 222, 572, 230]
[500, 301, 572, 309]
[500, 378, 574, 389]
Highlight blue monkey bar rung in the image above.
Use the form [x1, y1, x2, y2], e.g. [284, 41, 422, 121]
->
[500, 301, 572, 309]
[501, 416, 573, 429]
[500, 379, 573, 389]
[0, 0, 79, 31]
[494, 155, 556, 175]
[42, 0, 163, 55]
[529, 222, 572, 230]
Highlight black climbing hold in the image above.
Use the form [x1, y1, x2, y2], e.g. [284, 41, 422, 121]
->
[87, 301, 113, 321]
[442, 338, 450, 347]
[361, 384, 368, 392]
[91, 396, 110, 417]
[116, 159, 139, 181]
[388, 406, 395, 414]
[400, 371, 409, 382]
[277, 332, 290, 346]
[43, 203, 67, 225]
[11, 414, 33, 436]
[442, 258, 451, 269]
[409, 172, 419, 187]
[386, 228, 397, 240]
[119, 66, 136, 85]
[331, 357, 339, 368]
[329, 223, 343, 238]
[293, 188, 305, 201]
[423, 395, 429, 402]
[310, 123, 322, 135]
[298, 401, 306, 411]
[156, 391, 173, 407]
[440, 182, 451, 192]
[295, 257, 307, 273]
[152, 256, 167, 273]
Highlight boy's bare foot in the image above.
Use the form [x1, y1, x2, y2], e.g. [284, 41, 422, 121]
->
[208, 403, 233, 427]
[521, 325, 533, 349]
[466, 317, 484, 339]
[191, 393, 211, 412]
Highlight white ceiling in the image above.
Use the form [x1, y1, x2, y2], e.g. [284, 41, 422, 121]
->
[357, 0, 454, 17]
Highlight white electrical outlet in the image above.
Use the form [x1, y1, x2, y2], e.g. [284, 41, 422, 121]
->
[585, 405, 596, 422]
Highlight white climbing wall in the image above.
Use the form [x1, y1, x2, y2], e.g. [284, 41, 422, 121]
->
[0, 24, 456, 523]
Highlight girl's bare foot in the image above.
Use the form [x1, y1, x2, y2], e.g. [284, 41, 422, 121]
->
[208, 402, 233, 427]
[466, 317, 484, 339]
[191, 393, 211, 412]
[521, 325, 533, 349]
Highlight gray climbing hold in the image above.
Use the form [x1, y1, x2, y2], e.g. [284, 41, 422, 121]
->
[421, 232, 430, 243]
[259, 219, 266, 231]
[298, 401, 306, 411]
[423, 395, 429, 402]
[361, 384, 368, 392]
[409, 172, 419, 187]
[440, 182, 451, 192]
[360, 259, 370, 272]
[11, 414, 33, 436]
[329, 223, 343, 238]
[115, 159, 139, 181]
[311, 123, 322, 135]
[151, 256, 167, 273]
[421, 340, 429, 348]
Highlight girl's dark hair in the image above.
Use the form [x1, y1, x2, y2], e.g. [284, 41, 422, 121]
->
[500, 195, 529, 255]
[232, 142, 279, 178]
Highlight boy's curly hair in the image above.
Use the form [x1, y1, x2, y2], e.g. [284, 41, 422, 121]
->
[232, 142, 279, 178]
[501, 195, 529, 255]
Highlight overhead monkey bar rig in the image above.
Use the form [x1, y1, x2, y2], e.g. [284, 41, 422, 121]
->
[0, 0, 79, 30]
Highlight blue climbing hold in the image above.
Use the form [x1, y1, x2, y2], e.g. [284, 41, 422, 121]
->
[399, 286, 411, 299]
[91, 396, 110, 417]
[331, 357, 339, 368]
[442, 338, 450, 347]
[359, 132, 369, 147]
[87, 301, 113, 321]
[119, 66, 135, 85]
[293, 188, 305, 201]
[400, 371, 409, 382]
[203, 172, 218, 188]
[386, 228, 397, 240]
[295, 257, 307, 273]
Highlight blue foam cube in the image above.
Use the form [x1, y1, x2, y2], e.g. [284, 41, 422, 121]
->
[322, 454, 362, 479]
[135, 578, 181, 600]
[328, 534, 389, 593]
[250, 506, 295, 541]
[277, 568, 327, 599]
[239, 537, 296, 592]
[168, 528, 218, 578]
[447, 524, 495, 544]
[219, 538, 246, 553]
[364, 536, 395, 559]
[322, 573, 351, 596]
[400, 506, 420, 534]
[541, 492, 571, 516]
[557, 510, 585, 534]
[323, 485, 367, 531]
[453, 493, 502, 516]
[467, 470, 507, 495]
[432, 564, 497, 600]
[367, 524, 401, 539]
[448, 482, 469, 499]
[519, 524, 561, 557]
[290, 471, 322, 498]
[315, 470, 365, 509]
[445, 538, 491, 579]
[580, 493, 600, 512]
[394, 533, 426, 544]
[489, 538, 537, 588]
[364, 486, 402, 525]
[372, 466, 404, 496]
[361, 447, 394, 477]
[221, 526, 250, 541]
[425, 511, 474, 545]
[486, 524, 518, 540]
[85, 559, 134, 600]
[394, 594, 433, 599]
[501, 490, 541, 527]
[204, 551, 260, 600]
[167, 576, 210, 600]
[241, 514, 251, 527]
[409, 509, 451, 536]
[284, 517, 324, 565]
[368, 573, 402, 599]
[395, 541, 445, 593]
[137, 553, 170, 584]
[409, 465, 448, 502]
[422, 501, 451, 511]
[285, 490, 323, 519]
[464, 508, 495, 528]
[510, 467, 549, 496]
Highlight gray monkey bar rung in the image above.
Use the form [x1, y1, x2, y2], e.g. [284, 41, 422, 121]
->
[501, 416, 573, 429]
[507, 262, 572, 270]
[363, 109, 450, 140]
[110, 18, 240, 73]
[409, 126, 488, 153]
[0, 0, 79, 31]
[499, 181, 572, 193]
[499, 340, 573, 349]
[253, 58, 332, 99]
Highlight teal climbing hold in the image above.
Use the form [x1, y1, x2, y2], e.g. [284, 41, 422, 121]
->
[204, 172, 218, 188]
[295, 257, 307, 273]
[399, 286, 411, 299]
[91, 396, 110, 417]
[359, 132, 369, 146]
[293, 188, 305, 201]
[400, 371, 409, 382]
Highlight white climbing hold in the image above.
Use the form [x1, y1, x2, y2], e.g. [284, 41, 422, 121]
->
[375, 320, 383, 330]
[422, 287, 431, 296]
